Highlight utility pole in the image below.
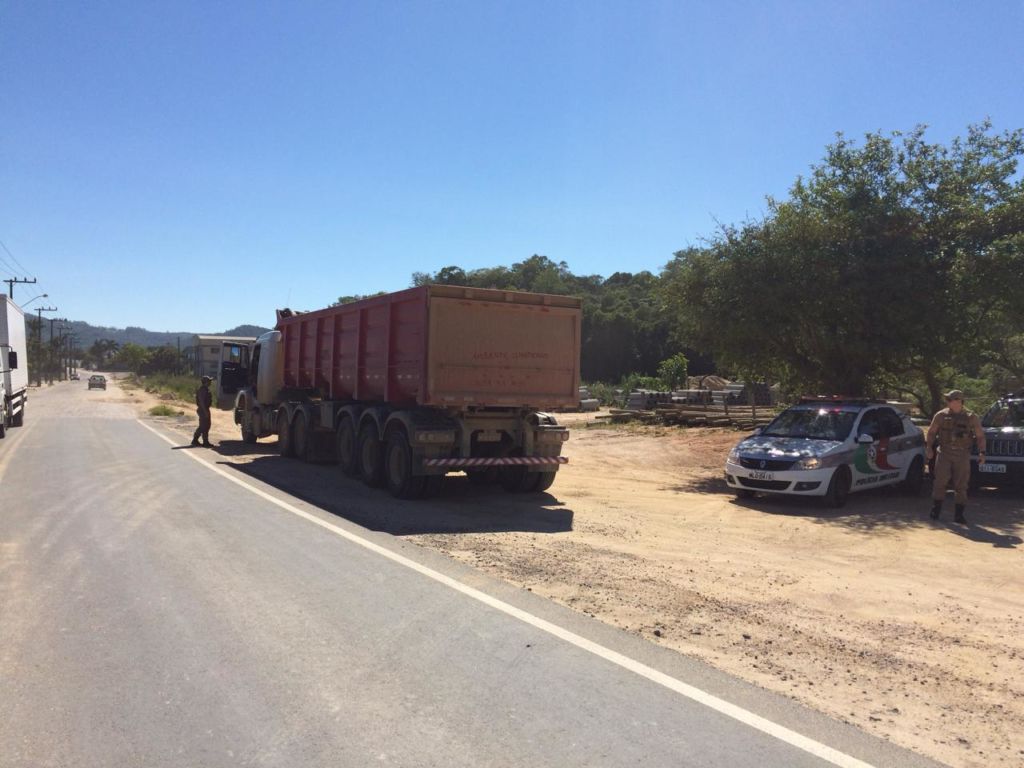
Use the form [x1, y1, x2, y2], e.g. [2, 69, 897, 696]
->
[3, 277, 36, 299]
[57, 322, 71, 380]
[68, 332, 80, 378]
[35, 306, 57, 386]
[48, 317, 59, 384]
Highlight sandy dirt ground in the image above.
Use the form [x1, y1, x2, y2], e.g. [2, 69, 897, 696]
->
[111, 377, 1024, 768]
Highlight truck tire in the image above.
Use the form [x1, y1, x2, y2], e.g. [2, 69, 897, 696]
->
[358, 425, 384, 487]
[293, 411, 313, 462]
[823, 466, 851, 508]
[466, 468, 498, 485]
[240, 406, 258, 444]
[278, 409, 295, 458]
[420, 474, 444, 499]
[533, 471, 557, 493]
[336, 418, 358, 476]
[499, 465, 536, 493]
[385, 431, 425, 499]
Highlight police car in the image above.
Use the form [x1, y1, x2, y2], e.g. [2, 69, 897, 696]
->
[971, 392, 1024, 488]
[724, 397, 927, 507]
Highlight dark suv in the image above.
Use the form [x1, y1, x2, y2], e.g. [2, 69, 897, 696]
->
[971, 393, 1024, 487]
[88, 375, 106, 390]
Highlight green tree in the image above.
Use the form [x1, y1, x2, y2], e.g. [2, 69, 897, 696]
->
[87, 339, 120, 368]
[335, 292, 386, 305]
[662, 122, 1024, 413]
[140, 345, 183, 375]
[115, 342, 150, 375]
[657, 353, 689, 390]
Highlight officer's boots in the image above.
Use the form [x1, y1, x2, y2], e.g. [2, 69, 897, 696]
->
[930, 500, 942, 520]
[954, 504, 967, 524]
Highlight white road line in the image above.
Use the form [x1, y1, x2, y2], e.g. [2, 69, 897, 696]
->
[138, 419, 876, 768]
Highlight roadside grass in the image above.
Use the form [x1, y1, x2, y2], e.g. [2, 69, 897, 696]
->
[148, 404, 181, 417]
[127, 373, 198, 403]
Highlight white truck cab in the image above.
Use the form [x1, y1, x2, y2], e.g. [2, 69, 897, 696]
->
[217, 331, 284, 443]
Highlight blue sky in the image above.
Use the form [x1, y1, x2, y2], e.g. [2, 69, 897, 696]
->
[2, 1, 1022, 333]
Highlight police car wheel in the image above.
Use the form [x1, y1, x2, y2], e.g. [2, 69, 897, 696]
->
[901, 456, 925, 495]
[823, 466, 851, 508]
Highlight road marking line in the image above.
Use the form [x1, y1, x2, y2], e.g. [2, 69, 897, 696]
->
[138, 420, 876, 768]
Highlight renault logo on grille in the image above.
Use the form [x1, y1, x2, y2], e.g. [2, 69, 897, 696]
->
[759, 460, 767, 469]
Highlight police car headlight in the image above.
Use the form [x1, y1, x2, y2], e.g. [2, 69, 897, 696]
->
[728, 447, 741, 463]
[797, 457, 821, 470]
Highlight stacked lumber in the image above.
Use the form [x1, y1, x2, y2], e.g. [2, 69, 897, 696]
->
[595, 408, 662, 424]
[624, 390, 674, 410]
[597, 396, 778, 429]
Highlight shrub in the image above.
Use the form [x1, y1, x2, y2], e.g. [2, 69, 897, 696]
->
[620, 373, 664, 393]
[657, 353, 689, 390]
[131, 373, 199, 403]
[149, 404, 179, 417]
[584, 381, 622, 407]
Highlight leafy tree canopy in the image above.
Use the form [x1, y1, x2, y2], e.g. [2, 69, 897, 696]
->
[661, 121, 1024, 412]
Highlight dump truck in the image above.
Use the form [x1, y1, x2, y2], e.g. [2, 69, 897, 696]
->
[0, 295, 29, 438]
[219, 284, 582, 498]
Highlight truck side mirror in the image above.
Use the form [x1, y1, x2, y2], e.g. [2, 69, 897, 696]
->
[8, 351, 17, 370]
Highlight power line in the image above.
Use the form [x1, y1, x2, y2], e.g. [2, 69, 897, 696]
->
[0, 240, 33, 276]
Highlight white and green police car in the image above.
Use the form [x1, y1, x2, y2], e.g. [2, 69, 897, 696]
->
[724, 397, 927, 507]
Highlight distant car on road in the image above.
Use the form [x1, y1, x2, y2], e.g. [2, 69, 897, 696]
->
[70, 372, 80, 381]
[87, 375, 106, 390]
[724, 397, 926, 507]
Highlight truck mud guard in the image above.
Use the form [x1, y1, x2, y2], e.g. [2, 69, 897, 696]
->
[423, 456, 568, 468]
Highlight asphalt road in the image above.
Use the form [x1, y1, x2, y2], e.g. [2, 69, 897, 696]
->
[0, 382, 946, 768]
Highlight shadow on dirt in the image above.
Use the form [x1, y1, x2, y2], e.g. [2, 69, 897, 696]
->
[943, 521, 1023, 549]
[207, 440, 574, 536]
[674, 475, 1023, 543]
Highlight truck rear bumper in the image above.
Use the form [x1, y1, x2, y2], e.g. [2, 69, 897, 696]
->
[423, 456, 569, 468]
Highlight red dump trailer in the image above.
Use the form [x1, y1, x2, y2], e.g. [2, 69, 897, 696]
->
[220, 285, 582, 498]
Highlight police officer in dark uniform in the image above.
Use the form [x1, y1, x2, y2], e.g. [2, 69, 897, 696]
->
[925, 389, 985, 523]
[191, 375, 214, 447]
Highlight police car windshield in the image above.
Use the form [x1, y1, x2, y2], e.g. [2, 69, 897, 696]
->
[761, 408, 857, 441]
[982, 401, 1024, 428]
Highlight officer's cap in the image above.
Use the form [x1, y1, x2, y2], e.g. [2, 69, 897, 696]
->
[944, 389, 964, 401]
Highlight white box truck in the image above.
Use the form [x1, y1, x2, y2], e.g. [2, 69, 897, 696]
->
[0, 295, 29, 438]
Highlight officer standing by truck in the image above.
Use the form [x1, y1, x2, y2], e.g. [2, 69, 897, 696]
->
[191, 375, 214, 447]
[926, 389, 985, 523]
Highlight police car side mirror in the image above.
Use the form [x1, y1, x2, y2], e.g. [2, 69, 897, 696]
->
[752, 427, 763, 436]
[857, 433, 874, 444]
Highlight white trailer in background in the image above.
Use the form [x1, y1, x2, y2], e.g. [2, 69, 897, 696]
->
[0, 295, 29, 438]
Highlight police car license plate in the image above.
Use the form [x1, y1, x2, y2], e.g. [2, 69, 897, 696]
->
[979, 463, 1006, 473]
[748, 470, 775, 481]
